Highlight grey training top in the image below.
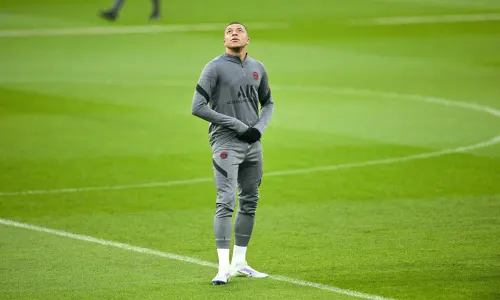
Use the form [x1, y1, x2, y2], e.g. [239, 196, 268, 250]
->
[191, 53, 275, 147]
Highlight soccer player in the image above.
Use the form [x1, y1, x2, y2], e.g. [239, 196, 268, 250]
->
[191, 22, 275, 285]
[99, 0, 161, 21]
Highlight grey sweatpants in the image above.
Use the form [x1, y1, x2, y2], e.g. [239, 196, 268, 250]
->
[211, 138, 263, 249]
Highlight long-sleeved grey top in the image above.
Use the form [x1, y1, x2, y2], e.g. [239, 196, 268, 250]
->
[192, 52, 274, 147]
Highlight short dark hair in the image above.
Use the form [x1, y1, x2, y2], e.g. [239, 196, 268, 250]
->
[225, 22, 248, 34]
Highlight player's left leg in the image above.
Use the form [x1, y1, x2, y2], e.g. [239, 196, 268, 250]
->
[149, 0, 161, 20]
[231, 141, 269, 278]
[211, 140, 246, 285]
[99, 0, 125, 21]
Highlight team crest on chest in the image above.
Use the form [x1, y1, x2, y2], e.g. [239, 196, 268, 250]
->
[220, 152, 228, 159]
[253, 72, 259, 80]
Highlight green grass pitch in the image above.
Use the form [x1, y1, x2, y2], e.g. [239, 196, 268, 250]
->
[1, 0, 500, 299]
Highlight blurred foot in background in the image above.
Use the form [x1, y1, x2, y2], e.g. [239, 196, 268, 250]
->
[100, 0, 161, 21]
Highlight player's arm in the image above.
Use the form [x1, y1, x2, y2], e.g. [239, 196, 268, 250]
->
[191, 61, 249, 134]
[252, 67, 274, 135]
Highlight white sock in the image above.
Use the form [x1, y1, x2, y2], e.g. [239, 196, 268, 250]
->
[231, 245, 247, 265]
[217, 248, 230, 274]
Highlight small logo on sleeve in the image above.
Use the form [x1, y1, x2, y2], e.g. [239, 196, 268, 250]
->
[253, 72, 259, 80]
[220, 152, 228, 159]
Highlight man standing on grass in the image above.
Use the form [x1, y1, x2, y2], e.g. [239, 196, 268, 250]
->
[191, 22, 275, 285]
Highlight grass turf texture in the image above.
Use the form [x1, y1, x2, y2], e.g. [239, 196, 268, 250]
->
[1, 0, 500, 299]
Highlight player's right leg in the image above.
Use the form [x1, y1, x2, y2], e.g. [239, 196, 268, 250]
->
[211, 142, 244, 285]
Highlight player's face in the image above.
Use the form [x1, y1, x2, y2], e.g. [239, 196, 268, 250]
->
[223, 24, 249, 49]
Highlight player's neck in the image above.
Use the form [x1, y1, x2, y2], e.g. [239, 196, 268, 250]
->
[225, 48, 247, 62]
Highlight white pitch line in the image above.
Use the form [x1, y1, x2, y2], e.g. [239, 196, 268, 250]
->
[264, 135, 500, 177]
[0, 178, 213, 197]
[352, 13, 500, 25]
[0, 81, 499, 197]
[0, 218, 395, 300]
[0, 22, 289, 38]
[375, 0, 500, 9]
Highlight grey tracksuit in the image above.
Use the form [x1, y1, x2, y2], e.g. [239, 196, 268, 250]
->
[191, 52, 274, 249]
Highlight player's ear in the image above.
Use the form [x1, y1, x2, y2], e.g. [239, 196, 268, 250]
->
[246, 37, 250, 45]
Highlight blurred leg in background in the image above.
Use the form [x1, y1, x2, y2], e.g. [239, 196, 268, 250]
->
[100, 0, 161, 21]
